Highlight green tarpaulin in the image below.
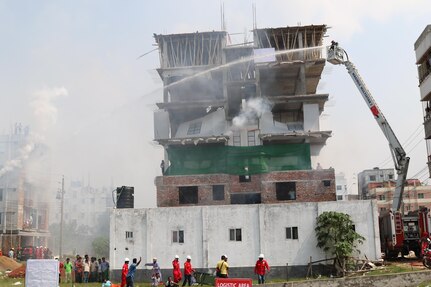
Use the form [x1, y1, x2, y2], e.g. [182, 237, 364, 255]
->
[165, 144, 311, 175]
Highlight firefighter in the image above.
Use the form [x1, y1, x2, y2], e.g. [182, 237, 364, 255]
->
[121, 258, 129, 287]
[172, 255, 182, 284]
[254, 254, 270, 284]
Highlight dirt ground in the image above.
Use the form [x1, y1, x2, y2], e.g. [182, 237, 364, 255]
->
[0, 256, 22, 272]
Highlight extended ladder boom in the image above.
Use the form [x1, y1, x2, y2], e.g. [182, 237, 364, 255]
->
[327, 42, 410, 211]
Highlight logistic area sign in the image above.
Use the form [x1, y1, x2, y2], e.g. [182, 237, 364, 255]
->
[215, 278, 253, 287]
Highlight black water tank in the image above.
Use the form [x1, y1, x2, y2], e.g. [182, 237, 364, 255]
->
[116, 186, 134, 208]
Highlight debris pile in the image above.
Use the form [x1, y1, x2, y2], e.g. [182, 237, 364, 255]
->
[0, 256, 21, 272]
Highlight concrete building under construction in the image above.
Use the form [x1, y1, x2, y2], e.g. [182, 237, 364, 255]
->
[110, 25, 382, 280]
[153, 25, 335, 206]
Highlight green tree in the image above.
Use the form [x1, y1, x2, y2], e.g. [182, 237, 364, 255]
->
[92, 236, 109, 258]
[315, 211, 365, 276]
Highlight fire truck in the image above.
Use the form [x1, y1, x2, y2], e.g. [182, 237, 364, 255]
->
[327, 42, 431, 258]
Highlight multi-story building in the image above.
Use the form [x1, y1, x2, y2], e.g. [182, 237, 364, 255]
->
[0, 124, 50, 253]
[357, 167, 395, 199]
[369, 179, 431, 214]
[153, 25, 335, 206]
[335, 172, 348, 201]
[110, 25, 382, 281]
[51, 180, 114, 232]
[415, 25, 431, 176]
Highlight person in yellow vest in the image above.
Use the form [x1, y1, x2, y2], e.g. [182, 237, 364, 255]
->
[216, 255, 229, 278]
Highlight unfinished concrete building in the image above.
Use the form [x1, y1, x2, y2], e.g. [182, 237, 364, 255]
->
[153, 25, 335, 207]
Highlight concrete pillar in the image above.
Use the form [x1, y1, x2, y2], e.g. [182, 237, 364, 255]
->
[295, 32, 306, 95]
[303, 103, 320, 132]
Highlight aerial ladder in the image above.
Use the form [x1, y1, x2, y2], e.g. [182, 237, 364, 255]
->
[326, 41, 410, 211]
[326, 42, 423, 257]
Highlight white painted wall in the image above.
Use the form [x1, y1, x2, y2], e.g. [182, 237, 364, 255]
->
[110, 201, 380, 270]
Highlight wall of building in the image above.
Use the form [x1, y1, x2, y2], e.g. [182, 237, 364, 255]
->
[109, 200, 380, 280]
[156, 169, 335, 207]
[357, 168, 395, 199]
[373, 185, 431, 214]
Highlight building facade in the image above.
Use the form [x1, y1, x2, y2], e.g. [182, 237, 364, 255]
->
[51, 180, 114, 230]
[357, 168, 395, 199]
[415, 25, 431, 176]
[110, 200, 381, 281]
[0, 125, 50, 253]
[153, 25, 335, 206]
[370, 179, 431, 214]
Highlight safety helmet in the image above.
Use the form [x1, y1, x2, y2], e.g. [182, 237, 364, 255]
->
[125, 258, 130, 262]
[259, 254, 264, 258]
[186, 255, 191, 260]
[175, 255, 179, 259]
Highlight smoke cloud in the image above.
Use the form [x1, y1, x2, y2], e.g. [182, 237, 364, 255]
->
[0, 87, 67, 178]
[232, 97, 272, 129]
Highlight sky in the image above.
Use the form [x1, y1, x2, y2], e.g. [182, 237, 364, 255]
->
[0, 0, 429, 209]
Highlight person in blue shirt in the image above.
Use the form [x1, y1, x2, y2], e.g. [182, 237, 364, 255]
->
[126, 257, 142, 287]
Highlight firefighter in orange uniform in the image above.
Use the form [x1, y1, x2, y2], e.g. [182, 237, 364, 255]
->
[172, 255, 182, 284]
[121, 258, 129, 287]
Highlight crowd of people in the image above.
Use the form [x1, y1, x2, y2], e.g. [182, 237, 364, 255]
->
[120, 254, 270, 287]
[59, 254, 110, 284]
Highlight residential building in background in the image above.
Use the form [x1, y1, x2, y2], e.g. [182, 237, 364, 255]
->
[370, 179, 431, 214]
[357, 167, 395, 199]
[0, 124, 50, 253]
[51, 180, 114, 231]
[415, 25, 431, 177]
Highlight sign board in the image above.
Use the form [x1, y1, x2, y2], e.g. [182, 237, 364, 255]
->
[215, 278, 253, 287]
[25, 259, 59, 287]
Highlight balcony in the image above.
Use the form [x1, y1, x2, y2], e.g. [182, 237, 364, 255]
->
[420, 73, 431, 101]
[425, 113, 431, 139]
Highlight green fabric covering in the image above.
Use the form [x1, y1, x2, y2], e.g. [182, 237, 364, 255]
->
[165, 144, 311, 175]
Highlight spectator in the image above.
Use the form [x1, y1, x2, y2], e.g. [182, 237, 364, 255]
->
[172, 255, 182, 284]
[216, 255, 229, 278]
[8, 248, 14, 258]
[126, 257, 142, 287]
[182, 255, 195, 286]
[145, 257, 162, 284]
[90, 257, 99, 282]
[75, 256, 83, 283]
[102, 279, 112, 287]
[101, 257, 110, 281]
[83, 257, 91, 283]
[165, 276, 176, 287]
[121, 258, 129, 287]
[98, 258, 103, 282]
[64, 257, 73, 283]
[254, 254, 270, 284]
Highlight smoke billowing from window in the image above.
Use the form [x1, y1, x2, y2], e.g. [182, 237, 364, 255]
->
[231, 97, 272, 129]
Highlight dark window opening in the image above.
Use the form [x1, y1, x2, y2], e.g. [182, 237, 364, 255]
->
[229, 228, 242, 241]
[276, 182, 296, 200]
[173, 230, 184, 243]
[286, 227, 298, 239]
[239, 175, 251, 182]
[231, 193, 261, 204]
[323, 180, 331, 187]
[187, 122, 202, 135]
[212, 185, 225, 201]
[179, 186, 198, 204]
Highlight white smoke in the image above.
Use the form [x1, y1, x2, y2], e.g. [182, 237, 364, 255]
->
[0, 87, 67, 178]
[30, 87, 68, 134]
[231, 97, 272, 129]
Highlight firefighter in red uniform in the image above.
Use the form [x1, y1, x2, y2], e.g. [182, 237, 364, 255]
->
[254, 254, 270, 284]
[182, 255, 194, 286]
[121, 258, 129, 287]
[172, 255, 182, 284]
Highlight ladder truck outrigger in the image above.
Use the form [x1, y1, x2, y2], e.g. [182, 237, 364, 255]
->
[327, 41, 431, 258]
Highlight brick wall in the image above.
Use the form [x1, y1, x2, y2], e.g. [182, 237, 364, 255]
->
[156, 169, 336, 207]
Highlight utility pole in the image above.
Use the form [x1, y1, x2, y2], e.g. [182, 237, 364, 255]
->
[59, 175, 64, 260]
